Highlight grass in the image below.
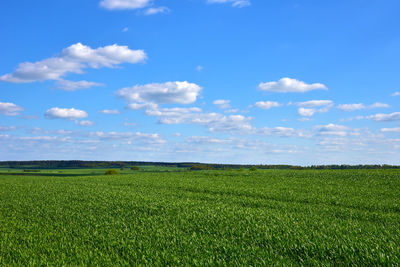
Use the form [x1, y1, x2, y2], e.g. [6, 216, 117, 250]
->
[0, 169, 399, 265]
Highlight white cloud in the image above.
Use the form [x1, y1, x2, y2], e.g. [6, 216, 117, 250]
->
[315, 124, 348, 131]
[62, 43, 146, 67]
[1, 43, 146, 83]
[29, 127, 73, 135]
[367, 112, 400, 122]
[340, 115, 365, 122]
[337, 102, 390, 111]
[224, 108, 239, 114]
[207, 0, 251, 8]
[315, 124, 349, 137]
[298, 108, 315, 117]
[100, 109, 120, 114]
[322, 131, 348, 137]
[131, 104, 253, 133]
[196, 65, 203, 72]
[204, 114, 252, 133]
[122, 27, 129, 32]
[295, 100, 333, 115]
[76, 120, 94, 126]
[144, 6, 169, 15]
[258, 77, 327, 93]
[144, 106, 203, 124]
[381, 128, 400, 133]
[5, 128, 165, 149]
[232, 0, 251, 7]
[213, 99, 231, 109]
[127, 102, 158, 110]
[296, 100, 333, 108]
[0, 102, 24, 116]
[186, 136, 232, 145]
[89, 131, 165, 144]
[254, 101, 282, 110]
[392, 92, 400, 96]
[298, 117, 312, 122]
[100, 0, 150, 10]
[337, 103, 365, 112]
[45, 107, 88, 120]
[55, 79, 104, 91]
[117, 81, 202, 105]
[258, 127, 298, 137]
[370, 102, 390, 108]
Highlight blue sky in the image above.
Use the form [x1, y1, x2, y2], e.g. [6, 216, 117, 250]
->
[1, 0, 400, 165]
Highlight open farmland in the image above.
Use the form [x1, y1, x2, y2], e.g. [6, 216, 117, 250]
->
[0, 169, 399, 265]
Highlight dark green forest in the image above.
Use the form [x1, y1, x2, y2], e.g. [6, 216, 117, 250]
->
[1, 160, 398, 170]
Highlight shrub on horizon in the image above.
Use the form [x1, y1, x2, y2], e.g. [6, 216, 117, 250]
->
[105, 169, 119, 175]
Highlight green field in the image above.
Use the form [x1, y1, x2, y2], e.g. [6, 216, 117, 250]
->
[1, 169, 399, 265]
[0, 165, 186, 176]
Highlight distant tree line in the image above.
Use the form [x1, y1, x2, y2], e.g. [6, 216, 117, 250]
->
[0, 161, 399, 170]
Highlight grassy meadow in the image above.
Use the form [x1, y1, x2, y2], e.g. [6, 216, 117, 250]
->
[0, 169, 399, 265]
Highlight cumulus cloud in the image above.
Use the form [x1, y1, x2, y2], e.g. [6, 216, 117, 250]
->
[315, 124, 349, 137]
[343, 115, 365, 122]
[207, 0, 250, 8]
[392, 92, 400, 97]
[127, 102, 158, 110]
[337, 103, 365, 111]
[0, 128, 166, 158]
[381, 127, 400, 133]
[29, 127, 73, 136]
[224, 108, 239, 114]
[55, 79, 104, 91]
[144, 106, 203, 124]
[295, 100, 333, 116]
[144, 6, 169, 15]
[298, 108, 315, 117]
[317, 124, 349, 131]
[100, 109, 120, 114]
[0, 43, 147, 83]
[298, 117, 312, 122]
[213, 99, 231, 109]
[370, 102, 390, 108]
[337, 102, 389, 111]
[186, 136, 232, 145]
[203, 114, 252, 133]
[117, 81, 202, 105]
[45, 107, 88, 120]
[130, 104, 253, 133]
[0, 102, 24, 116]
[254, 101, 282, 110]
[296, 100, 333, 108]
[159, 110, 252, 133]
[258, 77, 327, 93]
[89, 131, 165, 144]
[258, 127, 298, 137]
[367, 112, 400, 122]
[100, 0, 169, 15]
[75, 120, 94, 126]
[100, 0, 150, 10]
